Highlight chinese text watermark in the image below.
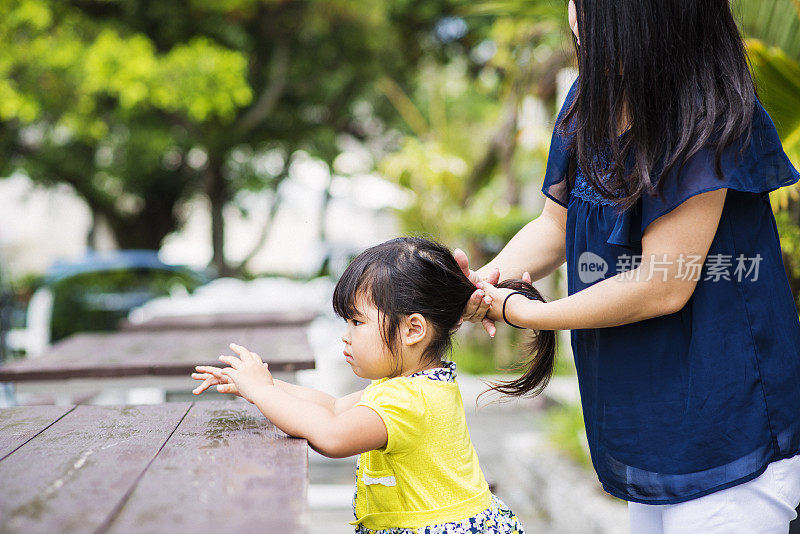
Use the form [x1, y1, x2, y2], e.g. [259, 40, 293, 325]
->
[577, 251, 762, 284]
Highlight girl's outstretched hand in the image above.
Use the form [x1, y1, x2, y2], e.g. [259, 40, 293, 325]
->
[216, 343, 274, 403]
[192, 365, 241, 396]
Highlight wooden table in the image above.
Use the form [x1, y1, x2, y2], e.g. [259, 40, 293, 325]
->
[0, 400, 308, 533]
[0, 323, 315, 382]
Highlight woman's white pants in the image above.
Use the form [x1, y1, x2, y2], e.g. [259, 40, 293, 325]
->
[628, 454, 800, 533]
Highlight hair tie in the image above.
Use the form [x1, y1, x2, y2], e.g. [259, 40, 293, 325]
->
[502, 291, 535, 329]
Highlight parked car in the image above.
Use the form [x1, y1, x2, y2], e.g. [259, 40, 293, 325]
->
[8, 250, 208, 357]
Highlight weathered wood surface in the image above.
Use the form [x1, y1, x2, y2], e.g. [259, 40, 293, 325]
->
[0, 405, 75, 460]
[120, 309, 317, 331]
[0, 403, 191, 534]
[105, 401, 308, 533]
[0, 400, 308, 534]
[0, 324, 314, 382]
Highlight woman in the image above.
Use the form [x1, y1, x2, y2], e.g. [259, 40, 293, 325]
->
[458, 1, 800, 532]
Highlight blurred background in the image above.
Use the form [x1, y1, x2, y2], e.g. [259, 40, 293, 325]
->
[0, 1, 798, 532]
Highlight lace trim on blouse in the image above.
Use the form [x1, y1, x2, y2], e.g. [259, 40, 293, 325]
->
[570, 151, 627, 206]
[572, 168, 622, 206]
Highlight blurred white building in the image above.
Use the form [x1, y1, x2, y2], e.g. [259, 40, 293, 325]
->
[0, 157, 409, 280]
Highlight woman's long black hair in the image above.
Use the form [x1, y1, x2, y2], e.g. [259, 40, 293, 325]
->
[332, 237, 557, 397]
[562, 0, 757, 211]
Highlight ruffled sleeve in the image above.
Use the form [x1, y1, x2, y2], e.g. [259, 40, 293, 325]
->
[541, 77, 580, 208]
[355, 377, 426, 455]
[606, 101, 800, 249]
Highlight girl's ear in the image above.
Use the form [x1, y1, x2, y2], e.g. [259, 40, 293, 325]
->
[401, 313, 428, 346]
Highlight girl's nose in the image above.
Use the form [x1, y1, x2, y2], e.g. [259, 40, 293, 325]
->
[341, 334, 349, 344]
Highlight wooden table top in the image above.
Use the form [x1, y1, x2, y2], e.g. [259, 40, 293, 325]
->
[0, 324, 315, 382]
[0, 400, 308, 533]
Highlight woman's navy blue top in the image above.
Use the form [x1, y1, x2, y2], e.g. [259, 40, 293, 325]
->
[541, 78, 800, 504]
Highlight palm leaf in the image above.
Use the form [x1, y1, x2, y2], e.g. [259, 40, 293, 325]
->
[733, 0, 800, 62]
[747, 39, 800, 210]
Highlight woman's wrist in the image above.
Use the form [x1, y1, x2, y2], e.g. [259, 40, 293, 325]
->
[505, 292, 541, 330]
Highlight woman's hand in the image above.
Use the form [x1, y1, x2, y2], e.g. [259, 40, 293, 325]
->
[454, 248, 531, 336]
[215, 343, 274, 403]
[477, 280, 541, 329]
[454, 248, 499, 336]
[192, 365, 242, 396]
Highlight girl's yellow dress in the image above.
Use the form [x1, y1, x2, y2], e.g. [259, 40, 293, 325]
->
[350, 361, 525, 534]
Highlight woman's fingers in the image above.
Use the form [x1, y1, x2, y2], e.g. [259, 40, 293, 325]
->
[487, 267, 501, 285]
[454, 248, 481, 286]
[522, 271, 532, 284]
[482, 317, 497, 337]
[462, 288, 486, 320]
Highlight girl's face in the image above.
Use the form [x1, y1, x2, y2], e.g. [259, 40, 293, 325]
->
[341, 297, 397, 380]
[568, 0, 580, 45]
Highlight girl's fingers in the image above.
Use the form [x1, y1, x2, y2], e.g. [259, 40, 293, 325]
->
[218, 355, 242, 369]
[191, 372, 215, 381]
[522, 271, 532, 284]
[216, 383, 241, 396]
[192, 377, 215, 395]
[195, 365, 224, 375]
[230, 343, 263, 364]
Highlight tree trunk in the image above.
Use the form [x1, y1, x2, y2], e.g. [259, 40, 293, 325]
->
[206, 159, 233, 277]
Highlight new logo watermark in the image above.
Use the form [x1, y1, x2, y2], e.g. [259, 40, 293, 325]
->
[577, 251, 762, 284]
[578, 251, 608, 284]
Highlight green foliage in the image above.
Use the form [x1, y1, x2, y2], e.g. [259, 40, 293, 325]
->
[545, 402, 591, 469]
[747, 40, 800, 167]
[450, 340, 498, 375]
[379, 58, 548, 254]
[48, 268, 204, 342]
[0, 0, 460, 271]
[734, 1, 800, 211]
[733, 0, 800, 61]
[776, 210, 800, 277]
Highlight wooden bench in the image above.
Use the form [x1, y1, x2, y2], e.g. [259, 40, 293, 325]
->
[0, 400, 308, 533]
[0, 323, 314, 382]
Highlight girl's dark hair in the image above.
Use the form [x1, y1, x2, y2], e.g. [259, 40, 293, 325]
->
[562, 0, 757, 212]
[332, 236, 557, 397]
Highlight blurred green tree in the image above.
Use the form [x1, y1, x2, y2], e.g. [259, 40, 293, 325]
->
[379, 0, 572, 266]
[0, 0, 458, 275]
[733, 0, 800, 309]
[733, 0, 800, 210]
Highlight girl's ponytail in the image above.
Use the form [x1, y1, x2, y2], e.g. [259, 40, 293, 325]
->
[481, 279, 557, 399]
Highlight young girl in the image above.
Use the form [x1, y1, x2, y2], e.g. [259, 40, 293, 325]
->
[459, 1, 800, 532]
[191, 237, 555, 533]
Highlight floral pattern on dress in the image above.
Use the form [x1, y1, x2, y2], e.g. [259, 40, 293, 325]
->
[353, 495, 525, 534]
[409, 360, 457, 382]
[350, 361, 526, 534]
